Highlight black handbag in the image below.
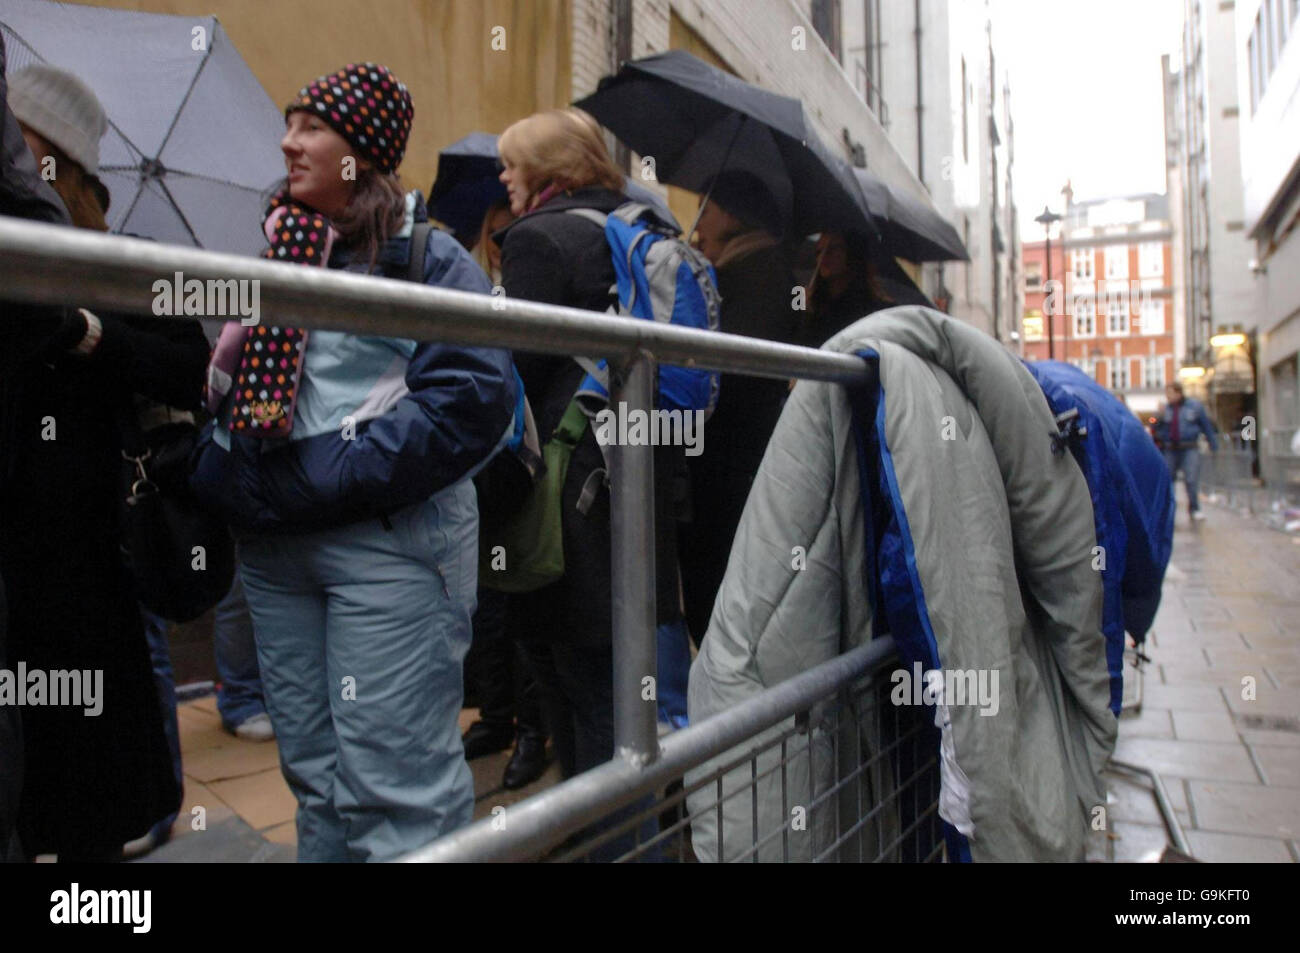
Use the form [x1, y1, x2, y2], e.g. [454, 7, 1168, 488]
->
[118, 402, 235, 622]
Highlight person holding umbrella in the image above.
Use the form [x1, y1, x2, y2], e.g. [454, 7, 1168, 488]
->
[190, 62, 517, 862]
[800, 230, 893, 349]
[677, 171, 801, 646]
[2, 61, 204, 860]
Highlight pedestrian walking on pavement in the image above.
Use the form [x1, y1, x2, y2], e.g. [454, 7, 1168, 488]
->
[190, 62, 517, 862]
[1154, 381, 1219, 521]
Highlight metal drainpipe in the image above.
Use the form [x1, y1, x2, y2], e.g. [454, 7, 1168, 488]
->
[914, 0, 923, 188]
[611, 0, 633, 173]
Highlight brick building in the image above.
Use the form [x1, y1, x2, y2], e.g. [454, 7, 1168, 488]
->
[1022, 193, 1178, 417]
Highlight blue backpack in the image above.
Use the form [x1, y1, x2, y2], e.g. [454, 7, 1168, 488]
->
[566, 203, 721, 416]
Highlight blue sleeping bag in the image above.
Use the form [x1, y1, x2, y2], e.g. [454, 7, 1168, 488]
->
[1023, 361, 1175, 714]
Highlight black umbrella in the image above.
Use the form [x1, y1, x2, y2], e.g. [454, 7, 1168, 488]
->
[428, 132, 507, 242]
[852, 166, 969, 262]
[576, 49, 876, 238]
[871, 251, 935, 308]
[429, 131, 683, 241]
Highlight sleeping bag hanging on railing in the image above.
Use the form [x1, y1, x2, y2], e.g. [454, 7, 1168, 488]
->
[1022, 361, 1176, 715]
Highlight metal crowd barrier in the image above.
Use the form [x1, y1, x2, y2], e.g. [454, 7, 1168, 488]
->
[0, 217, 942, 863]
[1199, 442, 1261, 512]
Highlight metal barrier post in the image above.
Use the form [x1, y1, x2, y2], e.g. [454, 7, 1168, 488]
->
[608, 351, 659, 768]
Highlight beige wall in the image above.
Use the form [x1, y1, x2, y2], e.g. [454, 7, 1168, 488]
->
[80, 0, 571, 194]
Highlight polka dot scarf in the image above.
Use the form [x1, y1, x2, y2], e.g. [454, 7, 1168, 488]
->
[287, 62, 414, 174]
[223, 190, 337, 438]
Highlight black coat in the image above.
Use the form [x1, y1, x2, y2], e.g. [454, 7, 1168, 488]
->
[0, 305, 207, 857]
[679, 242, 799, 642]
[1, 38, 203, 854]
[496, 187, 682, 641]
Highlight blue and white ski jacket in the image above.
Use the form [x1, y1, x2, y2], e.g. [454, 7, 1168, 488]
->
[192, 194, 517, 536]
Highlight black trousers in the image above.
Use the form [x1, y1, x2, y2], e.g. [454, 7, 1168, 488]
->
[465, 587, 544, 738]
[518, 638, 658, 861]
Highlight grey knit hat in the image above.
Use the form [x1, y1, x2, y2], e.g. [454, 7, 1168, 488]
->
[7, 64, 108, 175]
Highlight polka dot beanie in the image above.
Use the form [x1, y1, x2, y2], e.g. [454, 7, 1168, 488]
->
[287, 62, 414, 174]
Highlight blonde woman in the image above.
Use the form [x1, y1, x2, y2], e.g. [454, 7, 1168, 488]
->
[493, 110, 679, 856]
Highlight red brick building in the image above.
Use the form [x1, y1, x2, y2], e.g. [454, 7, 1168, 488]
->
[1020, 194, 1178, 417]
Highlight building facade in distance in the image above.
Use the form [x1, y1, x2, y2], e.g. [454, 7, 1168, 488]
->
[1236, 0, 1300, 495]
[1022, 193, 1177, 419]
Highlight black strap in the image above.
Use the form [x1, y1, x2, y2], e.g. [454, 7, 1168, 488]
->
[407, 222, 433, 283]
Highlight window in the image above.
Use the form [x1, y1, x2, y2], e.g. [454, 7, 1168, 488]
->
[1025, 262, 1042, 288]
[1074, 297, 1096, 338]
[810, 0, 843, 63]
[1138, 242, 1163, 278]
[1111, 360, 1131, 390]
[1143, 355, 1165, 389]
[1141, 298, 1165, 335]
[1108, 297, 1130, 335]
[1023, 310, 1043, 341]
[1075, 355, 1097, 380]
[1104, 244, 1129, 280]
[1072, 248, 1094, 282]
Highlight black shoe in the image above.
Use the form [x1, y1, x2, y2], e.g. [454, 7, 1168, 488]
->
[462, 721, 515, 761]
[502, 732, 550, 790]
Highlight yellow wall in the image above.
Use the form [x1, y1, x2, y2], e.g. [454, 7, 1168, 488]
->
[78, 0, 571, 194]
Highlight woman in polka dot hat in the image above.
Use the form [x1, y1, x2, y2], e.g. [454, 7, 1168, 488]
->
[192, 62, 519, 862]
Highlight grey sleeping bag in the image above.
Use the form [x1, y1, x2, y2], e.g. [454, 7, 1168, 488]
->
[686, 306, 1116, 862]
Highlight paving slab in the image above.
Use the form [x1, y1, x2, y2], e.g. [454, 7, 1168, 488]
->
[1184, 829, 1294, 862]
[133, 815, 295, 864]
[1117, 708, 1174, 740]
[1112, 737, 1260, 784]
[1250, 746, 1300, 787]
[1137, 682, 1229, 713]
[1171, 709, 1239, 743]
[184, 735, 283, 783]
[208, 768, 298, 831]
[1103, 773, 1190, 828]
[1188, 779, 1300, 839]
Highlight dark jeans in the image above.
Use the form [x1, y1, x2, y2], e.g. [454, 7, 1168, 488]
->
[141, 607, 181, 840]
[1164, 447, 1203, 513]
[466, 587, 543, 738]
[519, 639, 659, 861]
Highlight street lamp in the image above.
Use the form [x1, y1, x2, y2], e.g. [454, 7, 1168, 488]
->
[1035, 206, 1063, 361]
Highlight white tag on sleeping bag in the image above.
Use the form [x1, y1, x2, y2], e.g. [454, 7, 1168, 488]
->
[926, 669, 975, 838]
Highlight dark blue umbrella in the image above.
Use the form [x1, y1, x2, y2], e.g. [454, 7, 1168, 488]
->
[428, 132, 506, 242]
[429, 131, 681, 241]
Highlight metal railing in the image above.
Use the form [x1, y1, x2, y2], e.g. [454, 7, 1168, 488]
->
[0, 216, 940, 862]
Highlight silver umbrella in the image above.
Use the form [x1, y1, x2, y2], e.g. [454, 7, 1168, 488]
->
[1, 0, 285, 254]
